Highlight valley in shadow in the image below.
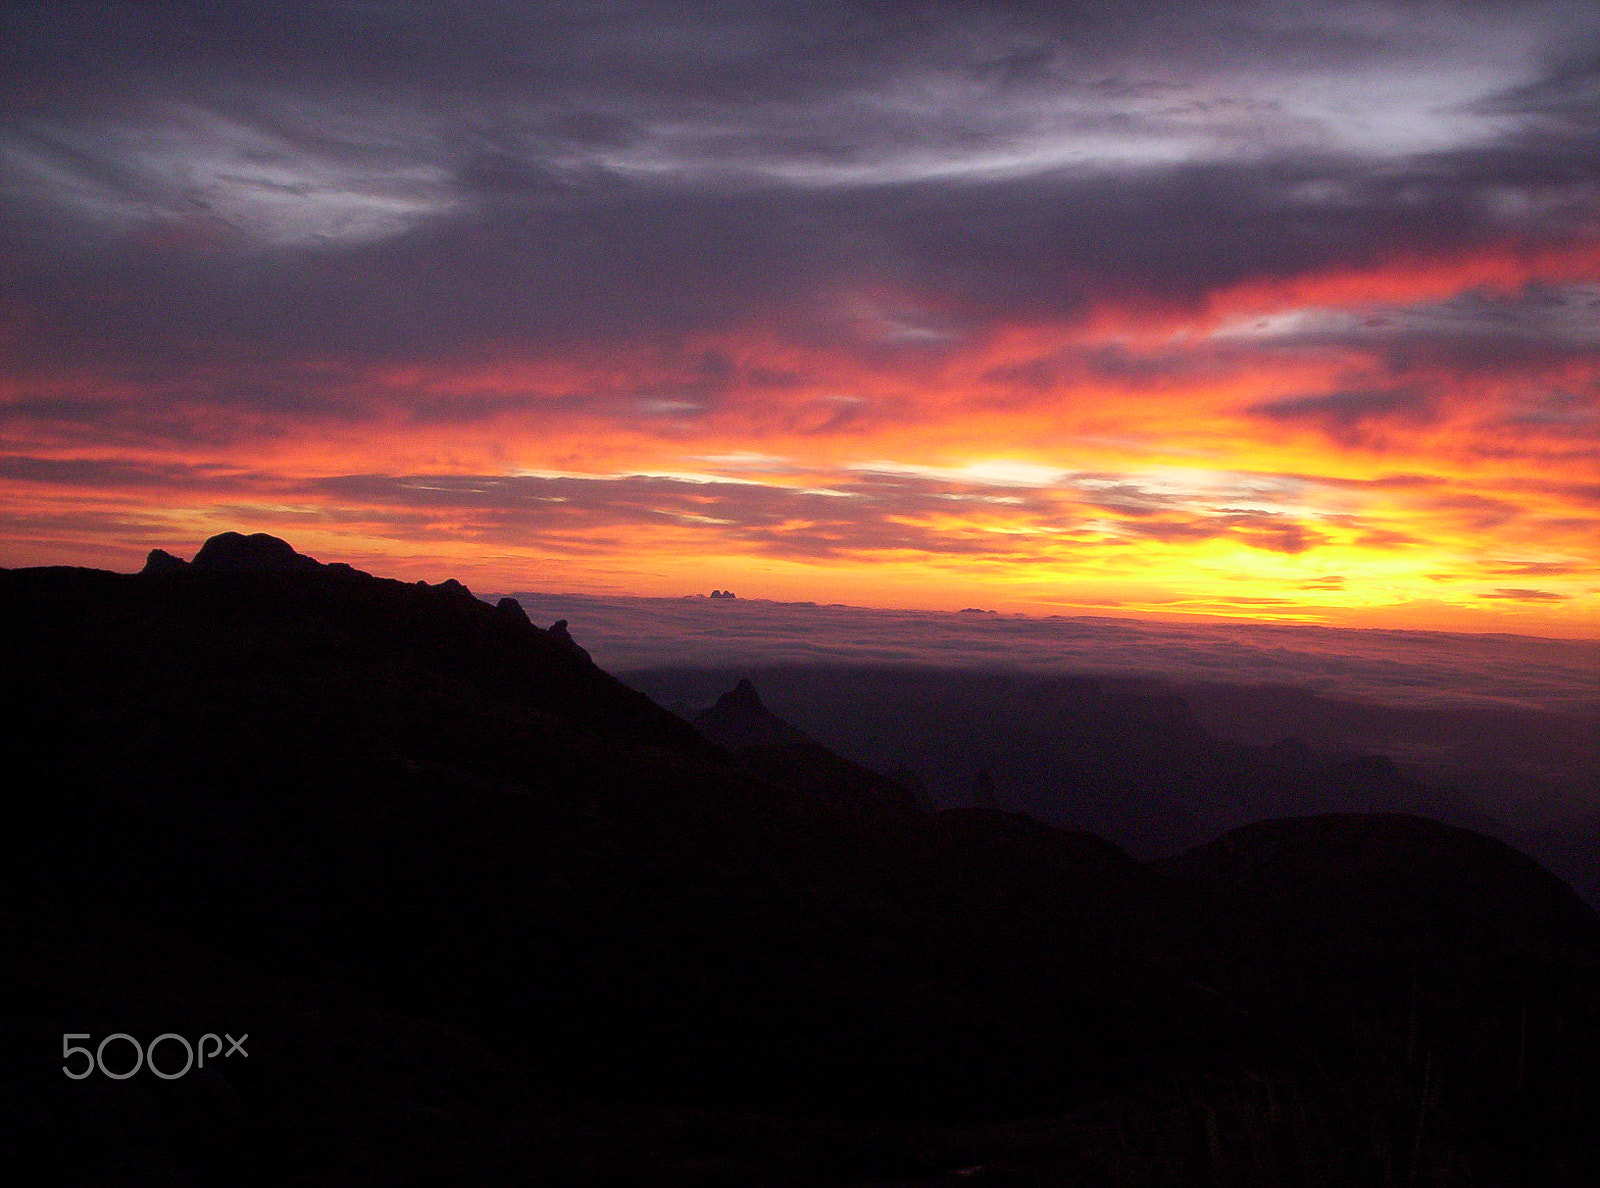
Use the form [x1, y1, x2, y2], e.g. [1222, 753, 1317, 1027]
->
[629, 664, 1599, 908]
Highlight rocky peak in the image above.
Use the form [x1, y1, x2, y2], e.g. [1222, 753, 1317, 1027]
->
[190, 531, 321, 573]
[547, 618, 593, 662]
[140, 548, 190, 575]
[694, 678, 814, 749]
[495, 596, 531, 624]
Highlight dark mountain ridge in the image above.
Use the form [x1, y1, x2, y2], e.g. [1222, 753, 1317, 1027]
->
[3, 534, 1597, 1185]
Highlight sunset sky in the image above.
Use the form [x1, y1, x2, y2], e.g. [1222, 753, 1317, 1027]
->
[2, 1, 1597, 635]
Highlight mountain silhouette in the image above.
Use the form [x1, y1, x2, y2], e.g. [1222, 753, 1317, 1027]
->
[693, 677, 918, 811]
[3, 534, 1597, 1186]
[694, 677, 815, 748]
[192, 530, 325, 572]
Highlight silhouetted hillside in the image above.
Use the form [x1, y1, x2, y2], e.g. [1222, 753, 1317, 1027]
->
[3, 536, 1597, 1185]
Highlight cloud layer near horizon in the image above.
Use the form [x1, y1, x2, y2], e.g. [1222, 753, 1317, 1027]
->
[503, 590, 1600, 719]
[2, 1, 1597, 634]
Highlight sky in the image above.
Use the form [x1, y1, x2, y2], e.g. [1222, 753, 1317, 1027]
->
[2, 1, 1598, 636]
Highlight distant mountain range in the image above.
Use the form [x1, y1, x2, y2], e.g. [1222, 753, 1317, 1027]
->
[4, 533, 1597, 1186]
[641, 665, 1509, 847]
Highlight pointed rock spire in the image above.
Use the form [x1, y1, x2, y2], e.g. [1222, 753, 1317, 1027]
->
[694, 678, 813, 749]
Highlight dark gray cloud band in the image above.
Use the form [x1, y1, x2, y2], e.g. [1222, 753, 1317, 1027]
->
[3, 1, 1596, 387]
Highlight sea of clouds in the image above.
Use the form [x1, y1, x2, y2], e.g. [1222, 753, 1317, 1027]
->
[500, 592, 1598, 718]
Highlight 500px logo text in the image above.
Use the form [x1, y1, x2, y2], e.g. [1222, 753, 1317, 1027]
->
[63, 1033, 248, 1080]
